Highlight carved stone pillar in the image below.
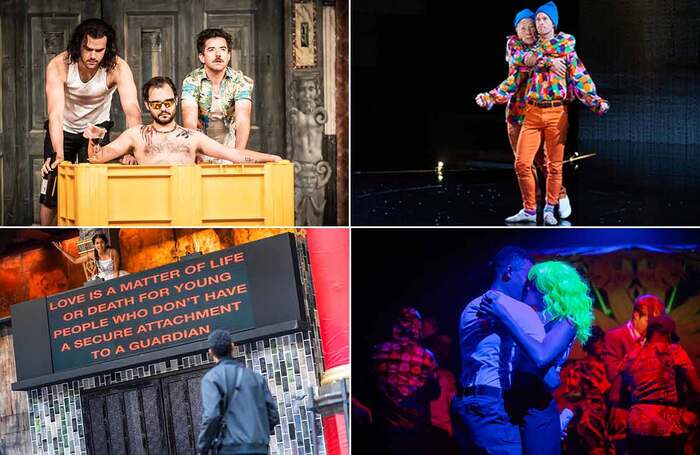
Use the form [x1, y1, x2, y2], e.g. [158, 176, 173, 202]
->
[287, 0, 336, 226]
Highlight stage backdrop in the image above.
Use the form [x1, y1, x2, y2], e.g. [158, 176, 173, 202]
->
[534, 245, 700, 369]
[577, 0, 700, 189]
[11, 233, 306, 390]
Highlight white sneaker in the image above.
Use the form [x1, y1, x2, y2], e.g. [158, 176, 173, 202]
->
[505, 209, 536, 223]
[543, 210, 558, 226]
[558, 195, 572, 219]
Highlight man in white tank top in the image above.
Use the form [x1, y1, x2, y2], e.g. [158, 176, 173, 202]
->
[40, 18, 142, 225]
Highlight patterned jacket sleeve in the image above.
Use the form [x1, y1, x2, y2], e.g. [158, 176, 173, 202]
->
[567, 51, 609, 115]
[484, 70, 527, 107]
[507, 36, 533, 71]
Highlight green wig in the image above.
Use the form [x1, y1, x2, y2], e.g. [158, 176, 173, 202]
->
[528, 261, 594, 344]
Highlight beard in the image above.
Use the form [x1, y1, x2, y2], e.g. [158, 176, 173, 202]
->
[152, 111, 174, 125]
[298, 98, 316, 115]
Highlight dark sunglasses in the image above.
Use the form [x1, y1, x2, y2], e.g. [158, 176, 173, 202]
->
[147, 98, 176, 110]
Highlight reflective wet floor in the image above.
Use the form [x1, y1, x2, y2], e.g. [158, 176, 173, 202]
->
[352, 165, 700, 226]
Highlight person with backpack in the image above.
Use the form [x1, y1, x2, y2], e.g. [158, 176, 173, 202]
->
[197, 329, 280, 455]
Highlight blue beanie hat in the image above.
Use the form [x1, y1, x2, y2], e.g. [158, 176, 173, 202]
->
[513, 8, 536, 29]
[536, 1, 559, 28]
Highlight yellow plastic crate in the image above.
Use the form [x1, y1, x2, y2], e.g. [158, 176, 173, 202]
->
[57, 161, 294, 226]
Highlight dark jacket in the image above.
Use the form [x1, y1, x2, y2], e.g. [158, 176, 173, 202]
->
[602, 323, 641, 404]
[197, 357, 280, 454]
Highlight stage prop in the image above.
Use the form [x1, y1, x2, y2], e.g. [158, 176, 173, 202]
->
[9, 233, 328, 454]
[57, 161, 294, 226]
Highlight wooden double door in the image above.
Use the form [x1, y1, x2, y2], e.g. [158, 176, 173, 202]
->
[1, 0, 285, 225]
[82, 366, 209, 455]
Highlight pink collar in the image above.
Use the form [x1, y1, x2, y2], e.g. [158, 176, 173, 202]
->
[626, 320, 644, 345]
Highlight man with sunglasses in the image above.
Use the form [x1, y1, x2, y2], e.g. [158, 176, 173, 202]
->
[88, 76, 280, 165]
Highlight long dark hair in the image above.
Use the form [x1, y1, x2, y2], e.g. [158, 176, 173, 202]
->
[92, 233, 110, 264]
[67, 19, 119, 70]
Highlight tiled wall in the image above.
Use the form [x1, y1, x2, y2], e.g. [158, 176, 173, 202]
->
[28, 331, 326, 455]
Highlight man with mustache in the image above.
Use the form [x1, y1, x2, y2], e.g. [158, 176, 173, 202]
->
[181, 28, 254, 163]
[88, 77, 280, 165]
[40, 18, 142, 225]
[476, 8, 572, 222]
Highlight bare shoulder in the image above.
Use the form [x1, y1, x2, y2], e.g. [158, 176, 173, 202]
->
[113, 56, 132, 72]
[111, 56, 135, 81]
[134, 124, 151, 138]
[47, 52, 69, 78]
[118, 125, 145, 141]
[174, 126, 199, 140]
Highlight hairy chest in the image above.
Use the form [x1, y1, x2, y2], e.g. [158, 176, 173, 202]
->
[136, 126, 195, 163]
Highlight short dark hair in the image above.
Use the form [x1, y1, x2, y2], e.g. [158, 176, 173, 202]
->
[67, 19, 119, 70]
[211, 341, 233, 358]
[196, 28, 233, 54]
[208, 329, 233, 357]
[633, 294, 665, 317]
[490, 246, 533, 272]
[142, 76, 177, 103]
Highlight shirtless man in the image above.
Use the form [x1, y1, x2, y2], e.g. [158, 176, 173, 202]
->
[41, 18, 141, 225]
[88, 77, 281, 165]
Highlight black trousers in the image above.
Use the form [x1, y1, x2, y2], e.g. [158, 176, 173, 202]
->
[40, 120, 113, 208]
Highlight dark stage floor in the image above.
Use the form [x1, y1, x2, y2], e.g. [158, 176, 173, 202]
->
[352, 164, 700, 226]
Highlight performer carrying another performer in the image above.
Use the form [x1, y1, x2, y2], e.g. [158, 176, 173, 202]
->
[481, 2, 610, 225]
[41, 18, 142, 225]
[476, 8, 572, 220]
[88, 77, 281, 165]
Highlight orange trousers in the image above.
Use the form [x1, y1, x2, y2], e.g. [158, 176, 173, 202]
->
[507, 124, 567, 203]
[515, 104, 568, 210]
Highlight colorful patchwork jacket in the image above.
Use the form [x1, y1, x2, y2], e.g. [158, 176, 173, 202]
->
[484, 32, 608, 119]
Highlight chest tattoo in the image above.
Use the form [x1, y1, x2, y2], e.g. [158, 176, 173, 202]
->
[140, 125, 191, 156]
